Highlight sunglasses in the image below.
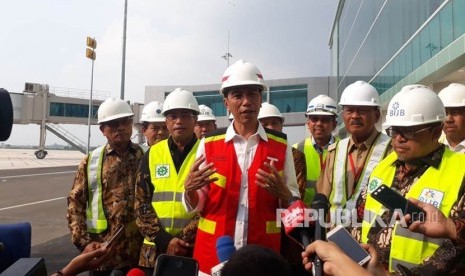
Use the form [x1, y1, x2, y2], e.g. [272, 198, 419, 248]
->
[165, 112, 195, 122]
[307, 116, 333, 123]
[104, 117, 133, 129]
[385, 126, 432, 140]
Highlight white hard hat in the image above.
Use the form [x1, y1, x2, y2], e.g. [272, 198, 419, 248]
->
[306, 95, 338, 116]
[339, 80, 380, 107]
[98, 98, 134, 124]
[140, 101, 165, 123]
[383, 84, 446, 128]
[438, 83, 465, 107]
[198, 104, 216, 122]
[220, 59, 267, 95]
[258, 102, 284, 122]
[162, 88, 200, 115]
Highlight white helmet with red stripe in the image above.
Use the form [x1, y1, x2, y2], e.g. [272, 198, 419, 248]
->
[220, 59, 267, 95]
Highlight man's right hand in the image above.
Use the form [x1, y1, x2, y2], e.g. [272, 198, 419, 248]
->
[184, 155, 218, 206]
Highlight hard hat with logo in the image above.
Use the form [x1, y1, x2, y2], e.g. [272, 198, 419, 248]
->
[438, 83, 465, 107]
[339, 80, 380, 107]
[198, 104, 216, 122]
[97, 98, 134, 124]
[162, 88, 200, 115]
[140, 101, 165, 123]
[383, 84, 445, 128]
[306, 95, 338, 116]
[258, 102, 284, 122]
[220, 59, 267, 95]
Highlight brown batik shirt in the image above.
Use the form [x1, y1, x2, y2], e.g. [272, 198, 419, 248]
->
[135, 136, 199, 267]
[67, 142, 144, 270]
[352, 145, 465, 275]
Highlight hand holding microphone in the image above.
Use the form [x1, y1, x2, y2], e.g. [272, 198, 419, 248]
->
[211, 235, 236, 276]
[311, 193, 330, 276]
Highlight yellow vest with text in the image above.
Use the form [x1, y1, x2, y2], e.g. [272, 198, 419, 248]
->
[144, 139, 199, 245]
[362, 149, 465, 272]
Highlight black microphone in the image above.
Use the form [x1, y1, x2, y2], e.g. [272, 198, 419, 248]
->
[312, 193, 330, 276]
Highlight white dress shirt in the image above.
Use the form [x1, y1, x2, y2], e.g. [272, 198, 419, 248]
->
[183, 123, 299, 249]
[444, 138, 465, 153]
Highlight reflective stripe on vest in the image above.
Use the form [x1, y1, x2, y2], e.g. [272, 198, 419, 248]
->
[330, 133, 390, 222]
[144, 139, 199, 245]
[362, 149, 465, 272]
[294, 138, 332, 205]
[86, 146, 108, 233]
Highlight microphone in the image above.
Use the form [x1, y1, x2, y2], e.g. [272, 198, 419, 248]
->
[281, 197, 313, 248]
[211, 235, 236, 276]
[312, 193, 330, 276]
[126, 268, 145, 276]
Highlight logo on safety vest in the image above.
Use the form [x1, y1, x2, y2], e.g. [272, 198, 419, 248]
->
[419, 188, 444, 208]
[156, 164, 170, 178]
[368, 177, 382, 193]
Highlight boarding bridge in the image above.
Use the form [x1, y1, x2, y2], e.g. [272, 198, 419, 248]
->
[10, 83, 143, 159]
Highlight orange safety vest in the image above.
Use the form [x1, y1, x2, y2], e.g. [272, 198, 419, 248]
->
[194, 128, 287, 273]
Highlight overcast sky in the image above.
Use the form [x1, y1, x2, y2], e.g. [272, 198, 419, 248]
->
[1, 0, 338, 146]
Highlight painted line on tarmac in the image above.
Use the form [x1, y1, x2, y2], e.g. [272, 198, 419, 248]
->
[0, 170, 75, 180]
[0, 197, 66, 211]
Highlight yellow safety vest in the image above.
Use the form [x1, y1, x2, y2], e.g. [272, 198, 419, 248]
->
[294, 137, 336, 205]
[330, 133, 390, 223]
[86, 146, 108, 233]
[144, 139, 199, 245]
[362, 149, 465, 272]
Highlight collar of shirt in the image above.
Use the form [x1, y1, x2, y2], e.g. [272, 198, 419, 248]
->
[392, 144, 445, 169]
[168, 135, 197, 155]
[444, 137, 465, 153]
[348, 130, 380, 154]
[225, 122, 267, 143]
[312, 135, 335, 154]
[104, 142, 138, 156]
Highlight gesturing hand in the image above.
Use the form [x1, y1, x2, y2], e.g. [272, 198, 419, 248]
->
[255, 160, 291, 201]
[184, 155, 218, 193]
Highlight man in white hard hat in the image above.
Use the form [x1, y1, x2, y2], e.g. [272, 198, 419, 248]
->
[140, 101, 168, 150]
[135, 88, 200, 275]
[358, 85, 465, 274]
[294, 94, 338, 206]
[258, 102, 307, 275]
[438, 83, 465, 153]
[183, 60, 299, 274]
[67, 98, 144, 274]
[194, 104, 217, 139]
[316, 80, 391, 225]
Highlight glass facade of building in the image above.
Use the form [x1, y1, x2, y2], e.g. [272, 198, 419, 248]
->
[269, 84, 308, 113]
[335, 0, 465, 96]
[50, 102, 99, 119]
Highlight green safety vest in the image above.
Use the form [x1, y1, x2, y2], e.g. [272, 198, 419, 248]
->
[294, 137, 335, 205]
[86, 146, 108, 233]
[144, 139, 199, 245]
[362, 149, 465, 272]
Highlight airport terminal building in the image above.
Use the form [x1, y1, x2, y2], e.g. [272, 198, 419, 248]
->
[145, 0, 465, 134]
[330, 0, 465, 108]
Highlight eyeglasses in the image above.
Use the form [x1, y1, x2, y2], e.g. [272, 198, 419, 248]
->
[307, 116, 333, 123]
[385, 126, 432, 139]
[104, 117, 133, 129]
[166, 112, 195, 122]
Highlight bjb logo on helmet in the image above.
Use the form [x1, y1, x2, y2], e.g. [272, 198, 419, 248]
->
[389, 102, 405, 117]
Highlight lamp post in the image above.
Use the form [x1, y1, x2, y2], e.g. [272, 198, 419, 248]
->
[86, 36, 97, 155]
[120, 0, 128, 100]
[221, 31, 232, 67]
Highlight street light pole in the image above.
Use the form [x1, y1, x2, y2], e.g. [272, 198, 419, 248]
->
[86, 37, 97, 155]
[221, 31, 232, 67]
[120, 0, 128, 100]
